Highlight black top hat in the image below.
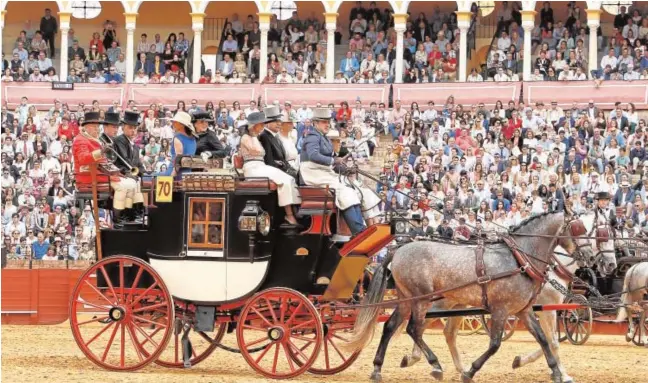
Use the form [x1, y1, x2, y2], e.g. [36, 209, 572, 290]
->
[247, 112, 266, 126]
[103, 112, 120, 126]
[596, 191, 611, 200]
[191, 111, 214, 123]
[121, 111, 140, 126]
[81, 111, 102, 126]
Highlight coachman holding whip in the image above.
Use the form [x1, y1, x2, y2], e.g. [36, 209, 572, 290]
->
[72, 111, 143, 228]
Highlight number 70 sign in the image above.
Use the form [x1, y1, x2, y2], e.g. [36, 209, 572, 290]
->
[155, 176, 173, 203]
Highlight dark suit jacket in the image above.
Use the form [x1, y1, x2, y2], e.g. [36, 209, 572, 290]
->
[414, 27, 431, 44]
[134, 60, 154, 75]
[258, 129, 289, 172]
[113, 134, 145, 175]
[68, 46, 86, 61]
[613, 188, 636, 207]
[196, 130, 228, 158]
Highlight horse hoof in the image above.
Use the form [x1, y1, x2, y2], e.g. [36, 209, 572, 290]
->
[563, 377, 575, 383]
[431, 368, 443, 381]
[370, 372, 382, 382]
[400, 356, 409, 368]
[461, 372, 475, 383]
[512, 356, 522, 369]
[625, 333, 633, 342]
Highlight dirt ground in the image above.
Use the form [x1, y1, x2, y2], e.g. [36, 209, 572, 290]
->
[2, 323, 646, 383]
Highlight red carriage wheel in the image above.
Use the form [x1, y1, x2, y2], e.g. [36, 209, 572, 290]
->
[562, 295, 592, 346]
[69, 256, 174, 371]
[292, 321, 361, 375]
[236, 287, 323, 379]
[153, 321, 227, 368]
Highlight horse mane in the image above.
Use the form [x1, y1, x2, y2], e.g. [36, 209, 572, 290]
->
[508, 211, 563, 233]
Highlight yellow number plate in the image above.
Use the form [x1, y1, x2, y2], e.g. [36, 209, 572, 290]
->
[156, 176, 173, 203]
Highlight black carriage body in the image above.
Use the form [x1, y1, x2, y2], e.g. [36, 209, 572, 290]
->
[97, 187, 342, 304]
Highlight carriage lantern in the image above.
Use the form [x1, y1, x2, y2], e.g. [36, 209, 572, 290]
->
[238, 200, 270, 236]
[390, 213, 410, 237]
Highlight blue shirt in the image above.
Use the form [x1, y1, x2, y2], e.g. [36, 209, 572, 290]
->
[300, 129, 335, 166]
[164, 133, 197, 178]
[32, 240, 50, 260]
[104, 72, 123, 83]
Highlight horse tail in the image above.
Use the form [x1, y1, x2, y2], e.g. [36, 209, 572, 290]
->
[616, 263, 636, 322]
[342, 251, 395, 352]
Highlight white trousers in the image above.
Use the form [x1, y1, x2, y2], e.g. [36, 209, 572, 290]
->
[243, 161, 301, 207]
[110, 177, 144, 210]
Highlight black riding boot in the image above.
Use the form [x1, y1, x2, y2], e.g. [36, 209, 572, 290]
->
[131, 203, 145, 224]
[113, 209, 125, 229]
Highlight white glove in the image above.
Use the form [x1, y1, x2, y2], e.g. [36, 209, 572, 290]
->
[201, 152, 212, 162]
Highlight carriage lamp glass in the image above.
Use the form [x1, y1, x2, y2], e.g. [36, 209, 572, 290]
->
[390, 216, 410, 235]
[238, 200, 261, 232]
[257, 211, 271, 236]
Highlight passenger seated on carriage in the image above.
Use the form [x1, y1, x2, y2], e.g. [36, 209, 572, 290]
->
[239, 111, 301, 225]
[163, 111, 197, 178]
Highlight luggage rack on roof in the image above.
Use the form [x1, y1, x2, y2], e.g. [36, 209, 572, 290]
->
[181, 172, 236, 192]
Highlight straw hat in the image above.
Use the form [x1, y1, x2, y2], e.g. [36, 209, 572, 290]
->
[170, 111, 197, 137]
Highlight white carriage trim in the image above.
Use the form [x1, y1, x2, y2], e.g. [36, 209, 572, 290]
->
[186, 250, 225, 258]
[150, 258, 268, 302]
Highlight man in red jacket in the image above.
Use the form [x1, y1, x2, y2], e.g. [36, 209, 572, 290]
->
[72, 111, 139, 227]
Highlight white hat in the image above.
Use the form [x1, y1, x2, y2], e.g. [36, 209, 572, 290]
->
[621, 181, 631, 187]
[326, 129, 340, 140]
[170, 111, 197, 137]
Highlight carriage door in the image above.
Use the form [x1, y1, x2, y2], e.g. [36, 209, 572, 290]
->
[187, 198, 226, 257]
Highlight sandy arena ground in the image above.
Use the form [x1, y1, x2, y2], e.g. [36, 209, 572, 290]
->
[2, 323, 647, 383]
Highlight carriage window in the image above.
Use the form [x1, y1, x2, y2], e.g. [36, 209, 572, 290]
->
[188, 199, 225, 249]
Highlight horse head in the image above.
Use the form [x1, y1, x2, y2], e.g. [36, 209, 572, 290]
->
[556, 211, 595, 264]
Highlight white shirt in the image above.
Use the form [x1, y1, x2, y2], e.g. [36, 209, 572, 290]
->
[296, 107, 312, 122]
[467, 73, 483, 82]
[600, 55, 618, 70]
[494, 73, 510, 82]
[41, 156, 61, 173]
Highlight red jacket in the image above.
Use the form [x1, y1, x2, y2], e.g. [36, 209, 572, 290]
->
[72, 133, 118, 185]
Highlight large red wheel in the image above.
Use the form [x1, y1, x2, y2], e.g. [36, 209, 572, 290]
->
[236, 288, 323, 379]
[297, 321, 361, 375]
[69, 256, 174, 371]
[153, 319, 227, 368]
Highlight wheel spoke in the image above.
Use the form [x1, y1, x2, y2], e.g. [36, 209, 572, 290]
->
[132, 314, 168, 328]
[120, 322, 126, 367]
[84, 280, 116, 306]
[85, 320, 115, 347]
[99, 266, 119, 305]
[126, 323, 145, 362]
[284, 301, 304, 326]
[324, 337, 331, 370]
[292, 319, 316, 330]
[138, 327, 163, 348]
[132, 301, 168, 315]
[77, 298, 111, 312]
[242, 324, 268, 332]
[254, 341, 273, 364]
[245, 335, 270, 348]
[291, 334, 317, 343]
[133, 321, 160, 349]
[282, 342, 297, 372]
[77, 315, 110, 326]
[271, 343, 280, 374]
[262, 298, 278, 324]
[173, 332, 179, 363]
[101, 322, 120, 362]
[287, 340, 309, 363]
[328, 336, 348, 362]
[250, 306, 274, 328]
[131, 282, 158, 306]
[119, 260, 124, 305]
[129, 265, 144, 305]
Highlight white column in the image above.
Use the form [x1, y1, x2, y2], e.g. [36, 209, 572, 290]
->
[58, 12, 71, 79]
[259, 25, 269, 82]
[124, 13, 137, 83]
[192, 25, 203, 83]
[522, 25, 533, 81]
[458, 26, 469, 81]
[326, 26, 336, 82]
[126, 28, 135, 82]
[60, 27, 69, 78]
[587, 18, 600, 79]
[394, 26, 405, 83]
[189, 13, 205, 83]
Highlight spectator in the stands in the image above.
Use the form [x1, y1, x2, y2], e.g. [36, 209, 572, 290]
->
[13, 42, 29, 62]
[106, 40, 121, 64]
[137, 33, 149, 55]
[68, 39, 85, 62]
[114, 53, 127, 78]
[36, 51, 52, 72]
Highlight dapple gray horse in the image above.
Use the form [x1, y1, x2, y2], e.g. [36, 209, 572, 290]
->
[343, 211, 594, 383]
[401, 211, 617, 383]
[617, 261, 648, 346]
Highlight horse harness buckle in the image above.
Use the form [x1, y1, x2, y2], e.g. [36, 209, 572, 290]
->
[477, 275, 492, 284]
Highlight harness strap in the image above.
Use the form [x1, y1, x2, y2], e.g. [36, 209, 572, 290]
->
[502, 236, 548, 282]
[474, 243, 490, 310]
[551, 253, 575, 282]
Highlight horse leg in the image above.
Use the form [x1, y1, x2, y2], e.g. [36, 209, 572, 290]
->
[400, 321, 426, 368]
[406, 301, 444, 380]
[519, 310, 563, 383]
[461, 309, 506, 383]
[512, 311, 547, 369]
[443, 315, 467, 375]
[371, 304, 409, 382]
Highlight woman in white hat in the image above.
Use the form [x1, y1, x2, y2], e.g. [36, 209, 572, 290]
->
[167, 111, 197, 178]
[240, 112, 301, 225]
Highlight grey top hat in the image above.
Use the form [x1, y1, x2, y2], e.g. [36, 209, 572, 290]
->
[263, 106, 282, 122]
[312, 108, 331, 121]
[247, 112, 267, 126]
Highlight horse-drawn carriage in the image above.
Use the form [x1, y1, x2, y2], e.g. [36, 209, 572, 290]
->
[69, 161, 394, 378]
